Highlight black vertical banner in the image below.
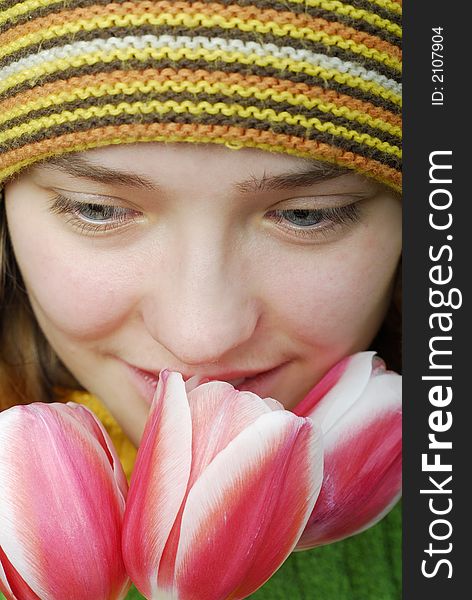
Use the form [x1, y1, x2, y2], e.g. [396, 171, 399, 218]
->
[403, 2, 469, 599]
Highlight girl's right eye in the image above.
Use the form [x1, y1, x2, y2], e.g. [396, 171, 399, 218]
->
[48, 194, 143, 235]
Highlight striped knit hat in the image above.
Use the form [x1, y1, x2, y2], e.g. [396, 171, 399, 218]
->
[0, 0, 402, 191]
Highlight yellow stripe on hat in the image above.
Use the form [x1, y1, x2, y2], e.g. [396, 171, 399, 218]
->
[0, 98, 402, 158]
[0, 78, 402, 138]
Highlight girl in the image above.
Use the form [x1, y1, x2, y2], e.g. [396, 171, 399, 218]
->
[0, 1, 402, 598]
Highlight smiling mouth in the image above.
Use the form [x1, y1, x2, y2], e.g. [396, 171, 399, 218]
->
[124, 362, 288, 404]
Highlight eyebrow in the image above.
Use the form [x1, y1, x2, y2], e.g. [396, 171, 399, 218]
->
[40, 154, 160, 191]
[38, 153, 351, 193]
[234, 163, 351, 194]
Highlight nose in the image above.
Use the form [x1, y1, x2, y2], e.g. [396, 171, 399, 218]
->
[141, 230, 260, 366]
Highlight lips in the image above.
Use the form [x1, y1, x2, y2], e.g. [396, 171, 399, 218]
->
[123, 361, 288, 405]
[206, 364, 288, 397]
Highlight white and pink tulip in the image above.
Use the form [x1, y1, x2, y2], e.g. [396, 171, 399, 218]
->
[122, 370, 323, 600]
[294, 351, 402, 549]
[0, 402, 130, 600]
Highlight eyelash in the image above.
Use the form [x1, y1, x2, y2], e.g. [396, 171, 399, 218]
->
[48, 195, 141, 234]
[267, 204, 362, 239]
[48, 194, 362, 239]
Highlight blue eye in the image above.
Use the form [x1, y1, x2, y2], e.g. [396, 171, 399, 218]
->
[280, 210, 323, 227]
[48, 194, 141, 234]
[74, 203, 127, 223]
[267, 203, 362, 239]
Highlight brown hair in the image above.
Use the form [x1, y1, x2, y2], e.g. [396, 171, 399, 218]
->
[0, 187, 401, 412]
[372, 259, 402, 374]
[0, 198, 83, 410]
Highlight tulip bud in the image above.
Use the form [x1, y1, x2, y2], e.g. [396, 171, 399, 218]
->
[122, 371, 323, 600]
[0, 402, 130, 600]
[294, 352, 402, 549]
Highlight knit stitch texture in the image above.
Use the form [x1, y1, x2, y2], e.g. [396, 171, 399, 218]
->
[0, 0, 402, 190]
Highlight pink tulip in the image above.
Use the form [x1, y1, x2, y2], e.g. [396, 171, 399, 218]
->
[122, 371, 323, 600]
[0, 402, 130, 600]
[293, 351, 402, 549]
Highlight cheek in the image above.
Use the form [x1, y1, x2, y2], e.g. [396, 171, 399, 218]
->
[11, 231, 139, 340]
[262, 234, 400, 348]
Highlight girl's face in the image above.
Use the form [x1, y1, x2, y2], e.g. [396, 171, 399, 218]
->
[5, 143, 401, 445]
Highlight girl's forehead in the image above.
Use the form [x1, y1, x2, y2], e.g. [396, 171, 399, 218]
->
[37, 143, 343, 171]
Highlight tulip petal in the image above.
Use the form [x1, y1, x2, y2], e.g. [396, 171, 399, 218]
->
[296, 372, 401, 549]
[0, 546, 41, 600]
[187, 382, 281, 488]
[0, 403, 129, 600]
[122, 371, 193, 599]
[0, 559, 13, 600]
[294, 352, 376, 422]
[65, 402, 128, 505]
[323, 370, 401, 450]
[174, 411, 323, 600]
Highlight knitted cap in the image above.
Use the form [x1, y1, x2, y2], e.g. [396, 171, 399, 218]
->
[0, 0, 402, 191]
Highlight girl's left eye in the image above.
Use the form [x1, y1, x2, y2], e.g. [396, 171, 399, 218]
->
[266, 203, 362, 239]
[48, 194, 142, 234]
